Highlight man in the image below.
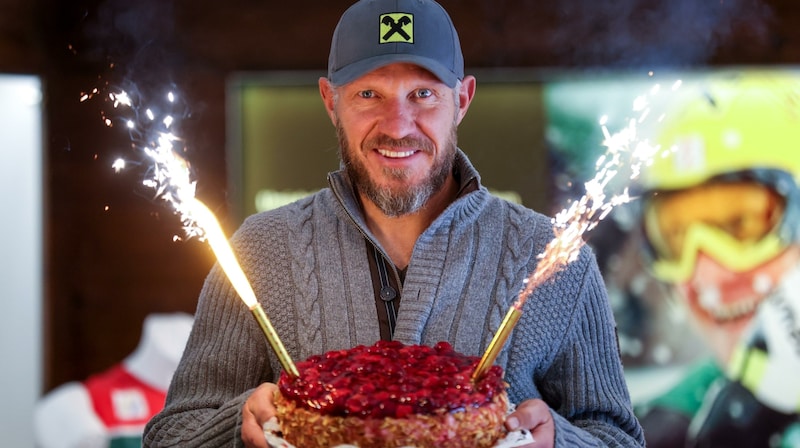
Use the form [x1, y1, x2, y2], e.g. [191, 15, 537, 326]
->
[143, 1, 644, 446]
[635, 72, 800, 447]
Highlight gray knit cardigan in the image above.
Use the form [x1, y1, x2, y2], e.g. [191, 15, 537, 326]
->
[144, 150, 645, 447]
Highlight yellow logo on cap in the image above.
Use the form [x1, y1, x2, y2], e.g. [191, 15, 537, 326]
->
[380, 13, 413, 44]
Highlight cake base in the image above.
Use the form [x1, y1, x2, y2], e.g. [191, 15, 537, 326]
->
[274, 391, 509, 448]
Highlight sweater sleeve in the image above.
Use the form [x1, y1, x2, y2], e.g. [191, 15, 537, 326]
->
[142, 259, 275, 447]
[544, 250, 645, 447]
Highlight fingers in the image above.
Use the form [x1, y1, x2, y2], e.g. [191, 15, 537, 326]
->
[506, 398, 555, 448]
[241, 383, 279, 448]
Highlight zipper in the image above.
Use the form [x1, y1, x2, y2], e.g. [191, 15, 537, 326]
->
[328, 172, 404, 291]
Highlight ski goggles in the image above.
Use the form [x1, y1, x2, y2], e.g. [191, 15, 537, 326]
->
[642, 170, 798, 283]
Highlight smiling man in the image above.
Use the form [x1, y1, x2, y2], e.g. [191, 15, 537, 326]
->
[322, 62, 471, 268]
[143, 1, 644, 447]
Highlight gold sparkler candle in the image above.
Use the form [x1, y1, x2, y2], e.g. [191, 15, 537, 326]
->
[471, 306, 521, 382]
[99, 88, 299, 378]
[472, 81, 677, 380]
[189, 199, 299, 378]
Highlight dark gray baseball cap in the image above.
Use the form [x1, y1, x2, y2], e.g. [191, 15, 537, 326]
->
[327, 0, 464, 88]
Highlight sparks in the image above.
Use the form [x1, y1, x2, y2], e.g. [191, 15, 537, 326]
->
[87, 87, 198, 238]
[475, 78, 682, 380]
[93, 85, 298, 376]
[111, 158, 126, 173]
[109, 91, 132, 108]
[514, 82, 676, 310]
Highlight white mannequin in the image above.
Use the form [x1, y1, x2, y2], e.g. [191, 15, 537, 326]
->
[33, 312, 193, 448]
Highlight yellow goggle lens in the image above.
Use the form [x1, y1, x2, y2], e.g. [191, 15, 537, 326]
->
[648, 223, 785, 283]
[643, 181, 787, 283]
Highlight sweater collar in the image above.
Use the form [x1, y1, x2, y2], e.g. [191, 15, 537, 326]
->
[326, 148, 488, 256]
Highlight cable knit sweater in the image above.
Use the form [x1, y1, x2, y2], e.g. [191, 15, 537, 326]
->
[143, 150, 645, 447]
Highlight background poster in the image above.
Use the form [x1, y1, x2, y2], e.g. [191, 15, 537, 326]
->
[543, 68, 800, 447]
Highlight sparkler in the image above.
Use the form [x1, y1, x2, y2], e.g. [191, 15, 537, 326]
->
[88, 87, 299, 377]
[472, 80, 681, 381]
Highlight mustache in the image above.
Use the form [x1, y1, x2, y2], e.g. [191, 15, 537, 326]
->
[363, 134, 435, 153]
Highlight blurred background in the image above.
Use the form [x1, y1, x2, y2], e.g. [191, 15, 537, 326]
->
[2, 0, 800, 446]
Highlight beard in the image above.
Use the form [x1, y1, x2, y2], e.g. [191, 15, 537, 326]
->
[336, 122, 457, 217]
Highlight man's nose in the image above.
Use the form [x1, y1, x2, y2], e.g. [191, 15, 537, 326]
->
[377, 98, 417, 139]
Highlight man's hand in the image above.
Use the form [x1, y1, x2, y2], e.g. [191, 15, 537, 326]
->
[241, 383, 279, 448]
[506, 398, 555, 448]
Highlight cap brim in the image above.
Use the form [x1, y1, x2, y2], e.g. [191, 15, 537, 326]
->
[329, 54, 460, 88]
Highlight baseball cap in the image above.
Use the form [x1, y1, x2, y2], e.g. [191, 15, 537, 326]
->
[327, 0, 464, 88]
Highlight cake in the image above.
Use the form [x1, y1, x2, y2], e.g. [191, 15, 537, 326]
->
[275, 340, 509, 448]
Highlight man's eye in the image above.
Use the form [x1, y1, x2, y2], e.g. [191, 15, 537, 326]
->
[416, 89, 433, 98]
[358, 90, 375, 99]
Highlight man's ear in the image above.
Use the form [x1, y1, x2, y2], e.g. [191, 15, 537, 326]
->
[456, 75, 477, 125]
[319, 77, 337, 126]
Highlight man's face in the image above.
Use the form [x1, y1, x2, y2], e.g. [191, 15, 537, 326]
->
[321, 63, 472, 217]
[643, 179, 798, 364]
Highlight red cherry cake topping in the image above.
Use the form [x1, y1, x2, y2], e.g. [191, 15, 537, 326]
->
[277, 340, 505, 418]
